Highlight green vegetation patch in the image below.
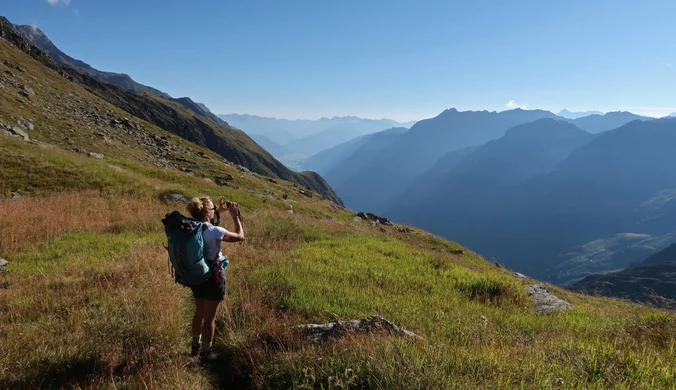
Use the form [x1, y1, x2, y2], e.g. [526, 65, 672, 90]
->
[256, 234, 528, 339]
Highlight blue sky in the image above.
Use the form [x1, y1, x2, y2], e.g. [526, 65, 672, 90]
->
[5, 0, 676, 121]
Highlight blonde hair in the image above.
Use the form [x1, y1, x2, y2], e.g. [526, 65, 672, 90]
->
[186, 196, 213, 221]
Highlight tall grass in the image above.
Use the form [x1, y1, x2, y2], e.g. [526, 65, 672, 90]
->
[0, 191, 164, 254]
[0, 192, 674, 388]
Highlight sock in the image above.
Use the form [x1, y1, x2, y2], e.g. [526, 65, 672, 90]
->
[192, 334, 201, 346]
[200, 341, 213, 351]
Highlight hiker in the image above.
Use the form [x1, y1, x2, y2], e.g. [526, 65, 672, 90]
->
[185, 195, 244, 360]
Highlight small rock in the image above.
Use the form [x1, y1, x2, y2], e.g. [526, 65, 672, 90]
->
[0, 258, 8, 272]
[395, 226, 412, 233]
[494, 262, 503, 268]
[160, 193, 188, 204]
[107, 165, 122, 172]
[370, 221, 378, 227]
[10, 191, 22, 199]
[513, 272, 527, 280]
[88, 152, 104, 159]
[268, 178, 278, 184]
[19, 85, 35, 98]
[16, 117, 34, 131]
[354, 216, 363, 222]
[214, 176, 232, 186]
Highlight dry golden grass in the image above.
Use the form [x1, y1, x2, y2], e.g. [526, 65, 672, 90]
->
[0, 191, 165, 254]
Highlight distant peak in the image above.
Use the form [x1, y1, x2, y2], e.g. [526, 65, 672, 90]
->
[557, 109, 605, 119]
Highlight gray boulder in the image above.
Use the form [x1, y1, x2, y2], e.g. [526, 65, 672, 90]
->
[525, 284, 574, 314]
[294, 316, 422, 342]
[0, 258, 8, 272]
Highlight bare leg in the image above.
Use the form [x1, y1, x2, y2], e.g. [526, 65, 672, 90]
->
[201, 299, 222, 345]
[192, 298, 205, 336]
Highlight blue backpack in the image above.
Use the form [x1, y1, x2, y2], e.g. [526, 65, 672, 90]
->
[162, 211, 221, 287]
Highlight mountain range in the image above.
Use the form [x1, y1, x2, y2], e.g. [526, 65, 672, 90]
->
[557, 109, 604, 119]
[220, 114, 415, 167]
[298, 105, 672, 285]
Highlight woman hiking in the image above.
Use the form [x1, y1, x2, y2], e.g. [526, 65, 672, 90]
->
[185, 195, 244, 361]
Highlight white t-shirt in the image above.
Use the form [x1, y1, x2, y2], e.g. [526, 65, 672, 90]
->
[202, 223, 226, 263]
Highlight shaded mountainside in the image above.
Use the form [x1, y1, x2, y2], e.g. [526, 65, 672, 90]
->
[318, 108, 560, 213]
[248, 133, 294, 159]
[636, 243, 676, 267]
[0, 17, 341, 204]
[549, 232, 676, 285]
[388, 119, 593, 221]
[571, 242, 676, 309]
[301, 126, 409, 176]
[389, 117, 676, 282]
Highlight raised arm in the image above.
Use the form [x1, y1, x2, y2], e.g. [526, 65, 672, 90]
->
[218, 197, 244, 242]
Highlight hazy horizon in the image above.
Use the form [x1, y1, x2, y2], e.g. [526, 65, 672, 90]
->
[6, 0, 676, 122]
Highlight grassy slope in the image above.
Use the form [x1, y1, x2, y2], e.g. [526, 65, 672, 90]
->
[1, 140, 675, 389]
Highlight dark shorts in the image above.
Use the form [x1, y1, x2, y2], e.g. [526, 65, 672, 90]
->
[190, 270, 226, 301]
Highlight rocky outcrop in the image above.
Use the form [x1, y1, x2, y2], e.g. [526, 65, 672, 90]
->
[0, 119, 29, 141]
[294, 316, 422, 342]
[354, 212, 394, 226]
[525, 284, 574, 314]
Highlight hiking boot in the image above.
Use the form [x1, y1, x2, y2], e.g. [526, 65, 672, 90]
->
[190, 343, 201, 358]
[199, 349, 217, 364]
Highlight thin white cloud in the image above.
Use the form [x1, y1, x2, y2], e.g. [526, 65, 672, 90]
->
[666, 64, 673, 68]
[74, 9, 80, 16]
[505, 100, 527, 110]
[47, 0, 71, 6]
